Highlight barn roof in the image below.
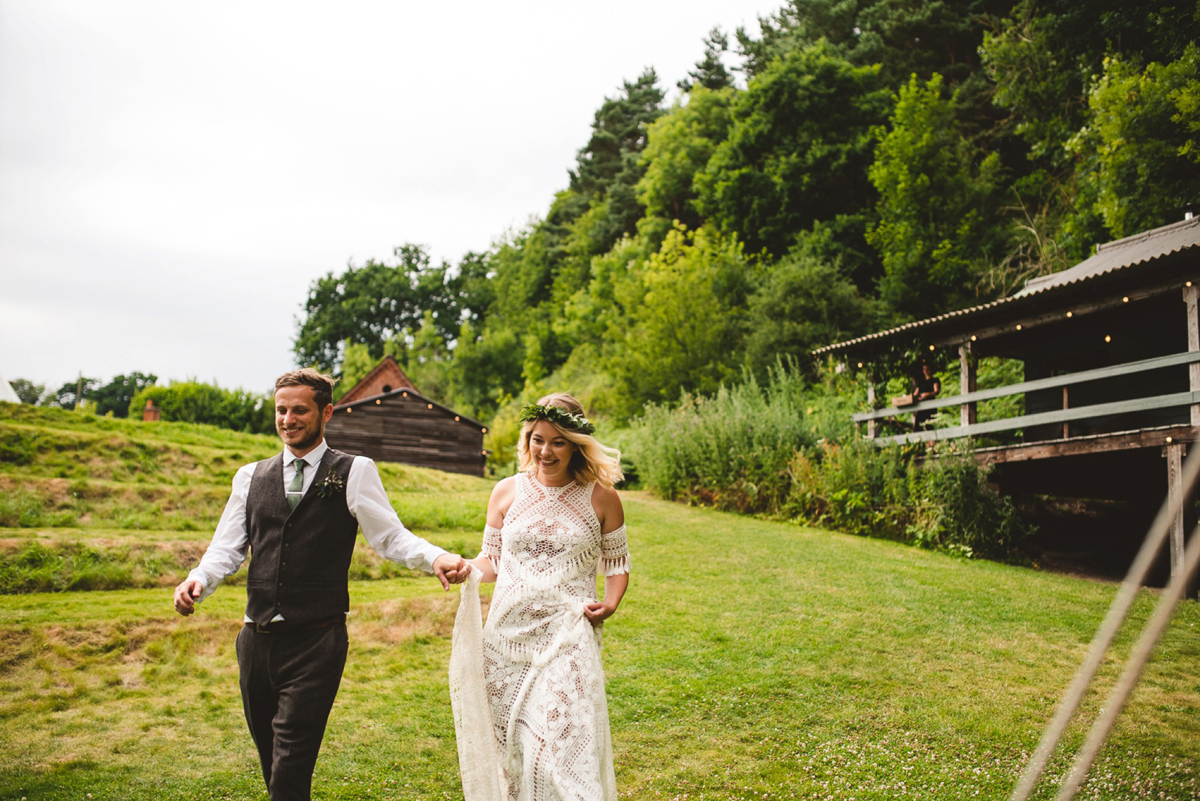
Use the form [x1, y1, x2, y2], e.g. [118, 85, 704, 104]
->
[814, 215, 1200, 357]
[333, 383, 486, 430]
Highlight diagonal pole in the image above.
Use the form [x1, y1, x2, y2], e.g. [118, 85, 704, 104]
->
[1008, 444, 1200, 801]
[1053, 520, 1200, 800]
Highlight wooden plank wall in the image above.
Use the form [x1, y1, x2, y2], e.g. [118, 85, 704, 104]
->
[325, 397, 486, 476]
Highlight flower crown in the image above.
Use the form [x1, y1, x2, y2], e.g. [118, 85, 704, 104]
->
[519, 403, 596, 435]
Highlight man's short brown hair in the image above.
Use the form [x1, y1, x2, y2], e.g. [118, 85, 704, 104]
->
[275, 369, 338, 409]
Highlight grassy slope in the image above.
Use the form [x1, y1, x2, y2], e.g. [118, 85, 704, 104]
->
[1, 404, 1198, 799]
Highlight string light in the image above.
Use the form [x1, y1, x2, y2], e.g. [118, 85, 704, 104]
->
[346, 407, 352, 413]
[970, 335, 977, 341]
[455, 415, 460, 421]
[857, 361, 864, 368]
[1066, 311, 1073, 318]
[1016, 324, 1023, 331]
[375, 399, 381, 405]
[1105, 335, 1112, 343]
[402, 391, 408, 398]
[427, 403, 433, 409]
[1122, 296, 1129, 303]
[1188, 281, 1194, 287]
[482, 427, 488, 434]
[1166, 436, 1174, 444]
[928, 345, 935, 351]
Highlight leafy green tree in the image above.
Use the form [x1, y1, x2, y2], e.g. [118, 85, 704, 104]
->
[8, 379, 45, 405]
[332, 342, 376, 401]
[695, 41, 891, 260]
[51, 378, 98, 410]
[607, 225, 754, 417]
[294, 244, 462, 372]
[745, 249, 871, 378]
[868, 73, 1005, 321]
[90, 372, 158, 417]
[1069, 47, 1200, 237]
[406, 309, 452, 400]
[637, 86, 735, 235]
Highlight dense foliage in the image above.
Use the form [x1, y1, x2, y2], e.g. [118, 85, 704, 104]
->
[290, 0, 1200, 434]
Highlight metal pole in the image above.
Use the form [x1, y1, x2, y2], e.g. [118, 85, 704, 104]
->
[1008, 443, 1200, 801]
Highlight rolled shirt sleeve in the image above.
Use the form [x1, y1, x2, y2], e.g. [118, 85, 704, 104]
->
[348, 456, 447, 572]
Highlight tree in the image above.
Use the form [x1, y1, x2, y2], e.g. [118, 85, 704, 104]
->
[745, 249, 871, 378]
[678, 27, 736, 92]
[868, 73, 1005, 321]
[91, 372, 158, 417]
[294, 244, 462, 372]
[607, 225, 753, 417]
[1069, 47, 1200, 237]
[51, 378, 98, 410]
[695, 41, 891, 260]
[637, 85, 735, 234]
[9, 378, 45, 405]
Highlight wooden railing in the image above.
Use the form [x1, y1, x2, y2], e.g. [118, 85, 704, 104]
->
[854, 350, 1200, 445]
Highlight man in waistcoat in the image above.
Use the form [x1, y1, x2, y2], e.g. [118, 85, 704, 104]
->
[173, 368, 467, 801]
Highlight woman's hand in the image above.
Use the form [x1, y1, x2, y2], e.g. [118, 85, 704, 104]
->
[583, 600, 617, 625]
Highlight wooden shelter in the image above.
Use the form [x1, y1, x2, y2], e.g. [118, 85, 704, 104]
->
[814, 215, 1200, 578]
[324, 359, 487, 476]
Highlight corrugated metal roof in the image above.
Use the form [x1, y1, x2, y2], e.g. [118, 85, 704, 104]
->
[814, 215, 1200, 355]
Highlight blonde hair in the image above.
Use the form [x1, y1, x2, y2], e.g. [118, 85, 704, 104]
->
[517, 393, 624, 488]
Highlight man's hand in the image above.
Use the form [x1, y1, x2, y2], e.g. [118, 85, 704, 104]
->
[432, 553, 469, 591]
[173, 578, 205, 616]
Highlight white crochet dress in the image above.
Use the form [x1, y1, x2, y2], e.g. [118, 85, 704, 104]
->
[450, 472, 630, 801]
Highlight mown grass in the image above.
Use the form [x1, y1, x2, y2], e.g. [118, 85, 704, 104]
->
[1, 492, 1198, 800]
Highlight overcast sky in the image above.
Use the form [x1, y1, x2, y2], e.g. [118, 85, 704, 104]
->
[0, 1, 776, 396]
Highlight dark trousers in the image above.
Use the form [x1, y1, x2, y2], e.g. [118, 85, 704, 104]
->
[235, 622, 349, 801]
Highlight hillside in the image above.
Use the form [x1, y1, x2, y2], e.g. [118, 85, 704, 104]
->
[0, 403, 491, 592]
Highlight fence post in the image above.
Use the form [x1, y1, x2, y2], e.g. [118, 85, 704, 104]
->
[959, 342, 977, 427]
[1186, 284, 1200, 426]
[866, 374, 877, 439]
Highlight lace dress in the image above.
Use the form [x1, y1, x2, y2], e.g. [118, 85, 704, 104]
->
[450, 472, 631, 801]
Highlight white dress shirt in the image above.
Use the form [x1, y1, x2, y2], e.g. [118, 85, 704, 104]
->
[187, 439, 447, 617]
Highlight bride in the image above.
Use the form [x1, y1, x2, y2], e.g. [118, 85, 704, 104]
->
[450, 393, 630, 800]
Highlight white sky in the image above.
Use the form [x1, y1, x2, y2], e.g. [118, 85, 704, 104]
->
[0, 1, 775, 395]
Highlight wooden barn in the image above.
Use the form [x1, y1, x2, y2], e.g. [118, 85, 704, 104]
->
[324, 357, 488, 477]
[814, 214, 1200, 579]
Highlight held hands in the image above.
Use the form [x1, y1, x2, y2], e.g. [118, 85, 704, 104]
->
[433, 553, 470, 590]
[173, 578, 205, 616]
[583, 600, 618, 625]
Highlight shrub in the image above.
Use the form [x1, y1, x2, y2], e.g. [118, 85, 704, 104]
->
[129, 382, 273, 434]
[627, 362, 823, 513]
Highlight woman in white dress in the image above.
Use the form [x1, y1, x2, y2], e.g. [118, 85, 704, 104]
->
[450, 393, 630, 800]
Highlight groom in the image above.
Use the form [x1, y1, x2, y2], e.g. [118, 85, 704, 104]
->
[173, 368, 467, 801]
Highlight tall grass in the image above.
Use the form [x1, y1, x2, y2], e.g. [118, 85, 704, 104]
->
[626, 363, 1031, 558]
[626, 362, 857, 511]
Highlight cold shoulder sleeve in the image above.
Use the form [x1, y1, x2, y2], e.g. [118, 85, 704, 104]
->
[482, 524, 503, 569]
[600, 524, 630, 576]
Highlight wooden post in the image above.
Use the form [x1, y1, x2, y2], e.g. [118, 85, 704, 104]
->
[866, 376, 877, 439]
[1062, 385, 1070, 439]
[1166, 442, 1186, 577]
[1185, 284, 1200, 426]
[959, 342, 977, 427]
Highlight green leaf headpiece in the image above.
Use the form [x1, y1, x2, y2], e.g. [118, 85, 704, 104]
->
[518, 403, 596, 435]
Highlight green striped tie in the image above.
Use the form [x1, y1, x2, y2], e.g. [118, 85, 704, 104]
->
[287, 459, 306, 511]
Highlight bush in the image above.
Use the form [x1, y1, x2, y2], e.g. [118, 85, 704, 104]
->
[907, 441, 1029, 558]
[129, 382, 273, 434]
[626, 362, 839, 513]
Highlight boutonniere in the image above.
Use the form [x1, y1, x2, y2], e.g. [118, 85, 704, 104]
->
[315, 471, 346, 498]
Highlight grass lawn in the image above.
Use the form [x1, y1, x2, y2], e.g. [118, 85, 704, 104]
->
[0, 491, 1197, 800]
[1, 405, 1197, 799]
